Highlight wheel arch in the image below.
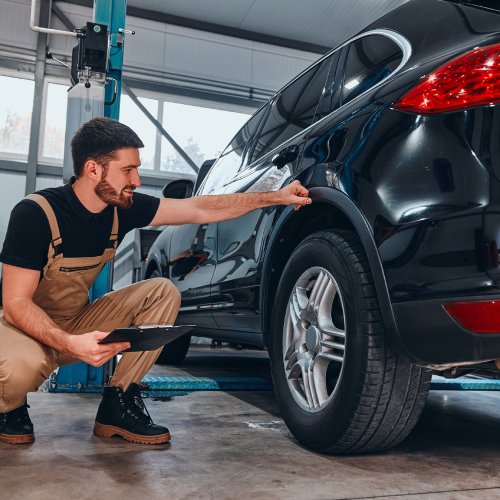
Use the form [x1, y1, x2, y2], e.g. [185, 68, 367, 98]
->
[260, 187, 405, 355]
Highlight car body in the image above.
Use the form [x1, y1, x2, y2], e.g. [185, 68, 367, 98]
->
[145, 0, 500, 453]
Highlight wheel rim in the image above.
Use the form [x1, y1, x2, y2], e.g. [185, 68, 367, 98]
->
[282, 266, 346, 413]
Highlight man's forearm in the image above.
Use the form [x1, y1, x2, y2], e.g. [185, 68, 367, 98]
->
[193, 191, 281, 223]
[3, 297, 71, 353]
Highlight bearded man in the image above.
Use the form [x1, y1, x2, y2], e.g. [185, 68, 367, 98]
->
[0, 117, 311, 446]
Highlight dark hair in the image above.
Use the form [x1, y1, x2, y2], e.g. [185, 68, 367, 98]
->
[71, 117, 144, 177]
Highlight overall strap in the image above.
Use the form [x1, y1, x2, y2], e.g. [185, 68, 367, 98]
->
[25, 194, 63, 261]
[108, 207, 119, 249]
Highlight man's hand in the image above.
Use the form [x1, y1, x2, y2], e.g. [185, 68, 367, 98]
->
[65, 331, 131, 367]
[277, 180, 312, 211]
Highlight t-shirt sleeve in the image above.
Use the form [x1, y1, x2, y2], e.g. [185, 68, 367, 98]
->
[117, 191, 160, 240]
[0, 200, 51, 270]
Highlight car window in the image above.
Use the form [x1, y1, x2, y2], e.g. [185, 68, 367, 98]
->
[340, 34, 403, 106]
[198, 104, 269, 194]
[248, 53, 336, 165]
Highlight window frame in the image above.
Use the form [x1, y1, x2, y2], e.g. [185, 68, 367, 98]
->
[246, 29, 412, 170]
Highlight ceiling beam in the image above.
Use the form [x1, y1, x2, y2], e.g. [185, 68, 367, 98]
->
[55, 0, 329, 54]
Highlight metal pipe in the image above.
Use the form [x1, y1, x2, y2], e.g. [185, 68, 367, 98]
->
[30, 0, 78, 37]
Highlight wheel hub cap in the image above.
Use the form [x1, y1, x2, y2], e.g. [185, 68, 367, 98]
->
[305, 325, 320, 353]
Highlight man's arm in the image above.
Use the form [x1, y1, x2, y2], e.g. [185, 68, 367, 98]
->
[150, 180, 312, 226]
[2, 264, 129, 367]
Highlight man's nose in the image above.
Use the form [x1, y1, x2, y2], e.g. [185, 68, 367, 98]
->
[133, 170, 141, 187]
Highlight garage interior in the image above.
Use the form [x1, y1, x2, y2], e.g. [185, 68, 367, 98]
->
[1, 0, 500, 498]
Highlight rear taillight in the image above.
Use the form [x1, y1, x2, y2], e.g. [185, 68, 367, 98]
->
[394, 44, 500, 114]
[443, 300, 500, 334]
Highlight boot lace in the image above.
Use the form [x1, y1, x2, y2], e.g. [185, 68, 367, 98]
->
[124, 386, 152, 424]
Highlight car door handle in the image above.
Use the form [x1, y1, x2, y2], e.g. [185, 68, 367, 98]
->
[272, 144, 300, 169]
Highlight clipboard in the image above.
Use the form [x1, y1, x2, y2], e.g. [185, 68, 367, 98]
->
[98, 324, 194, 352]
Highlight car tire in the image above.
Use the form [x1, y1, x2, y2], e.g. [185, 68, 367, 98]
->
[148, 267, 191, 366]
[269, 229, 431, 454]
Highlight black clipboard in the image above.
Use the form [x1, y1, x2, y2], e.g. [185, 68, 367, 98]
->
[98, 324, 194, 352]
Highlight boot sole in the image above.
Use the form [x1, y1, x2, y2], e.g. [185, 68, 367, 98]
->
[0, 432, 34, 444]
[93, 422, 171, 445]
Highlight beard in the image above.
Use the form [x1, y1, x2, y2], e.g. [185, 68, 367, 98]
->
[95, 173, 135, 209]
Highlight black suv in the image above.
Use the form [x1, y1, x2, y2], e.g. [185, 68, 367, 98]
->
[145, 0, 500, 454]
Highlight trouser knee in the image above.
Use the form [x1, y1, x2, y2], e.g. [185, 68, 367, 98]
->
[0, 355, 54, 411]
[148, 277, 181, 309]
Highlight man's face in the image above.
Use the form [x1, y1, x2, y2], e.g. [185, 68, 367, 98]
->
[95, 147, 141, 209]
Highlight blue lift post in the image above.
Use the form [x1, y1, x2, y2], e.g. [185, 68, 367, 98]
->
[50, 0, 127, 392]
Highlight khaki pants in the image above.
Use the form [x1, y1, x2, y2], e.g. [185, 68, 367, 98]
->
[0, 278, 181, 413]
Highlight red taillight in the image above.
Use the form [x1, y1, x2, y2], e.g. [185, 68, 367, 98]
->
[394, 44, 500, 114]
[443, 300, 500, 334]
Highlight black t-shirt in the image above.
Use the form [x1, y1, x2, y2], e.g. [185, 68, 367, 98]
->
[0, 179, 160, 272]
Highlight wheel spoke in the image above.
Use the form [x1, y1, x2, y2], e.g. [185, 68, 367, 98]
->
[284, 340, 297, 361]
[302, 360, 320, 409]
[319, 323, 346, 338]
[320, 339, 345, 352]
[313, 360, 329, 405]
[308, 271, 327, 309]
[289, 292, 306, 336]
[287, 357, 302, 381]
[317, 351, 344, 363]
[317, 277, 337, 321]
[285, 349, 298, 370]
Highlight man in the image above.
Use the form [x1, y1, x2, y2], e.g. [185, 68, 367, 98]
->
[0, 117, 311, 446]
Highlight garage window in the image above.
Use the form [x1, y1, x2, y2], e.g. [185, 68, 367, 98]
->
[161, 101, 250, 176]
[120, 94, 159, 170]
[40, 82, 68, 162]
[0, 74, 35, 159]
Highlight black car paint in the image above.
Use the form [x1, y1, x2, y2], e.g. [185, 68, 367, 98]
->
[146, 0, 500, 365]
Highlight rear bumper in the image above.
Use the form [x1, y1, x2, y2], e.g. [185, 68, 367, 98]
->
[392, 295, 500, 365]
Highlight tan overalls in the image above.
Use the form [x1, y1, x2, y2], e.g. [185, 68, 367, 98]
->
[0, 194, 181, 413]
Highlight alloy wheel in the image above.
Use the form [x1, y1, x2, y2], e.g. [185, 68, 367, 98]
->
[283, 266, 346, 412]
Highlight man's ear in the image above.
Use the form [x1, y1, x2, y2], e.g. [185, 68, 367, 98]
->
[82, 159, 102, 181]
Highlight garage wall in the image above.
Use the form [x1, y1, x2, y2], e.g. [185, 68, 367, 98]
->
[0, 172, 27, 276]
[0, 0, 319, 100]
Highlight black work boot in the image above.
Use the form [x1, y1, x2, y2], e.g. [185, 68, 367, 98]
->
[0, 403, 34, 444]
[93, 384, 170, 445]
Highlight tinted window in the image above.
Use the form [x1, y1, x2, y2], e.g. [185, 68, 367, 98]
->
[340, 35, 403, 106]
[315, 50, 343, 120]
[199, 104, 268, 194]
[249, 54, 334, 164]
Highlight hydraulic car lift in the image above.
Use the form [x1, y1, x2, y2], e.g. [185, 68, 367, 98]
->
[30, 0, 129, 392]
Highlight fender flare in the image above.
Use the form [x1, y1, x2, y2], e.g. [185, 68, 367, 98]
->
[260, 187, 408, 357]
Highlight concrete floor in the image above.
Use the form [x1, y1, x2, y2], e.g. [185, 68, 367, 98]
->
[2, 347, 500, 500]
